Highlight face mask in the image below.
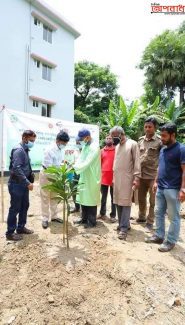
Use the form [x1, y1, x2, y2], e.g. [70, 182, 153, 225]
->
[76, 144, 82, 150]
[113, 137, 121, 146]
[25, 141, 34, 149]
[80, 140, 86, 148]
[58, 144, 66, 150]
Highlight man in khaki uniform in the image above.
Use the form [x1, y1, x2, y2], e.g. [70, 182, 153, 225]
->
[137, 117, 162, 231]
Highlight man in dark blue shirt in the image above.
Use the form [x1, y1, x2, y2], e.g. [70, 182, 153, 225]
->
[145, 123, 185, 252]
[6, 130, 36, 241]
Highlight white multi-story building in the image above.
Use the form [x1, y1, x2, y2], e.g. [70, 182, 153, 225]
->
[0, 0, 80, 120]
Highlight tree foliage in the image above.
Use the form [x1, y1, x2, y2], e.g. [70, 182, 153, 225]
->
[100, 95, 185, 143]
[139, 24, 185, 104]
[74, 109, 90, 124]
[74, 61, 119, 122]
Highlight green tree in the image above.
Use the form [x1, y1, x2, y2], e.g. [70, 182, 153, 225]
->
[100, 95, 141, 141]
[100, 95, 185, 143]
[139, 26, 185, 104]
[75, 61, 119, 122]
[74, 109, 90, 124]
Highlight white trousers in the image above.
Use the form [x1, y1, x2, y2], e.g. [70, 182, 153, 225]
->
[39, 170, 59, 221]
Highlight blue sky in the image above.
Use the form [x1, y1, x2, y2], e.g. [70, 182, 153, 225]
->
[45, 0, 185, 100]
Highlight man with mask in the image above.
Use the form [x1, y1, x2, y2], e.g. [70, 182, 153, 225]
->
[40, 131, 70, 229]
[98, 135, 116, 222]
[74, 128, 101, 228]
[110, 126, 124, 146]
[6, 130, 36, 241]
[146, 123, 185, 252]
[113, 127, 141, 240]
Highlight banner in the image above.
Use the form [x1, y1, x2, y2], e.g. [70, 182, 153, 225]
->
[3, 109, 99, 171]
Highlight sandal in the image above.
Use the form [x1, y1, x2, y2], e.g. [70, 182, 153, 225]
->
[118, 231, 127, 240]
[51, 218, 63, 224]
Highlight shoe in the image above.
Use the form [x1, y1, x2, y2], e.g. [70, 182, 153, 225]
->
[51, 217, 63, 224]
[158, 241, 175, 252]
[6, 233, 23, 241]
[145, 235, 163, 244]
[118, 231, 127, 240]
[145, 223, 153, 233]
[70, 208, 80, 214]
[97, 214, 107, 220]
[73, 218, 87, 225]
[17, 227, 34, 234]
[116, 225, 130, 231]
[136, 218, 146, 224]
[110, 217, 117, 223]
[42, 220, 49, 229]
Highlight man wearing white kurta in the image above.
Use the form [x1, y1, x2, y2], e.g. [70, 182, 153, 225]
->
[39, 131, 70, 229]
[113, 127, 141, 240]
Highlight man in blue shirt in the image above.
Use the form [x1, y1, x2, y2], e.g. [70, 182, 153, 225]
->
[6, 130, 36, 241]
[145, 123, 185, 252]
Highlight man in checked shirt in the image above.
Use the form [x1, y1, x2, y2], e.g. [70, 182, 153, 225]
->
[39, 131, 70, 229]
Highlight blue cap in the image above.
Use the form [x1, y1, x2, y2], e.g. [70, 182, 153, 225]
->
[76, 128, 91, 141]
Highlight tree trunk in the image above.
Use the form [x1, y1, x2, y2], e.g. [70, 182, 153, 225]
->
[179, 86, 185, 105]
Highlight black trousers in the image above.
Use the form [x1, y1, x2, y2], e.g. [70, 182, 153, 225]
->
[100, 185, 116, 217]
[72, 173, 80, 211]
[81, 205, 97, 226]
[6, 181, 29, 235]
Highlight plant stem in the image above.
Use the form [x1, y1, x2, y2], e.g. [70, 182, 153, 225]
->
[66, 203, 70, 249]
[63, 200, 66, 244]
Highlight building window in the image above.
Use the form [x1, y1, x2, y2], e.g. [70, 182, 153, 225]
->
[34, 17, 40, 26]
[34, 59, 40, 68]
[42, 64, 52, 81]
[41, 104, 51, 117]
[43, 25, 52, 43]
[33, 100, 39, 107]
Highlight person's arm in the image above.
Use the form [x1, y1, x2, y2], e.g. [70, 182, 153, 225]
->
[43, 149, 53, 168]
[132, 142, 141, 189]
[12, 149, 30, 186]
[178, 164, 185, 202]
[152, 168, 158, 193]
[74, 147, 100, 174]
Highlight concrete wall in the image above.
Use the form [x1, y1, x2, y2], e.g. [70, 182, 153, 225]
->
[0, 0, 75, 121]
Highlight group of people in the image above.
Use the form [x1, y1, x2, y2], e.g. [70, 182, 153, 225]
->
[6, 117, 185, 252]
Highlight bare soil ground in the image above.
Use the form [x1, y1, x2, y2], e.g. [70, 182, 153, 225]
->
[1, 178, 185, 325]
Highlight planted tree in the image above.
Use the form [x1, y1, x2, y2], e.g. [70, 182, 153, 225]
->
[43, 164, 80, 249]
